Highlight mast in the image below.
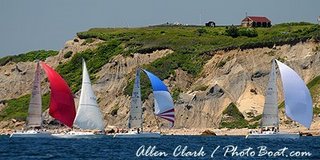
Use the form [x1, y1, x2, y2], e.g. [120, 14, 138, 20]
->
[27, 61, 42, 128]
[261, 59, 279, 128]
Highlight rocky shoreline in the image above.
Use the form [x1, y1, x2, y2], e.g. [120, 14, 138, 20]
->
[1, 127, 319, 136]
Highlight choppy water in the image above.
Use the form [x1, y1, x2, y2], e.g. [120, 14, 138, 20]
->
[0, 135, 319, 159]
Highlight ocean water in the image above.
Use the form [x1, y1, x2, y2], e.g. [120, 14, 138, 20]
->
[0, 135, 319, 160]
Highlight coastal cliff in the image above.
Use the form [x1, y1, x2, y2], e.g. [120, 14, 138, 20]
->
[1, 23, 320, 132]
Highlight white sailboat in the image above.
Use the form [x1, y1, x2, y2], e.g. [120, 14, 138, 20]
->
[114, 68, 175, 138]
[52, 59, 105, 138]
[10, 61, 51, 138]
[246, 59, 313, 138]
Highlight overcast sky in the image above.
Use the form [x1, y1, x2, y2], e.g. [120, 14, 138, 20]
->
[0, 0, 319, 57]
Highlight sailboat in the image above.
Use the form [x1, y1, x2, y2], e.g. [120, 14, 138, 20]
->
[10, 61, 51, 138]
[52, 59, 105, 138]
[10, 61, 76, 138]
[246, 59, 313, 138]
[114, 68, 175, 138]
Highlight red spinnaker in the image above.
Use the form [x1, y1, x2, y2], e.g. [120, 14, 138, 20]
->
[40, 62, 76, 127]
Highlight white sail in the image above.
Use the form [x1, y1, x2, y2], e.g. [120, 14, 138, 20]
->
[74, 59, 104, 131]
[27, 61, 42, 128]
[261, 60, 279, 127]
[128, 68, 143, 129]
[275, 60, 313, 128]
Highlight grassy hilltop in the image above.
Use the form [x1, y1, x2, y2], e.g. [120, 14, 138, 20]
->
[1, 22, 320, 128]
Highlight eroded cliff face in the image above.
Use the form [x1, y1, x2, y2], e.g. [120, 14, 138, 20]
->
[185, 41, 320, 129]
[0, 38, 101, 102]
[1, 37, 320, 130]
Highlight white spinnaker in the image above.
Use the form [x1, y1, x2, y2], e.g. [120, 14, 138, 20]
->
[74, 59, 104, 131]
[276, 60, 313, 128]
[143, 69, 175, 125]
[261, 60, 279, 128]
[27, 61, 42, 128]
[128, 68, 143, 129]
[153, 91, 174, 115]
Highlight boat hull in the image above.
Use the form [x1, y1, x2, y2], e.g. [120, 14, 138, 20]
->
[113, 132, 161, 138]
[10, 130, 52, 138]
[246, 132, 300, 139]
[52, 131, 104, 138]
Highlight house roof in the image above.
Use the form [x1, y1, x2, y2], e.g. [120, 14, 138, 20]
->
[242, 16, 271, 23]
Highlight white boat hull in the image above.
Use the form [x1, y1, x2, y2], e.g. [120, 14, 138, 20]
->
[52, 131, 104, 138]
[246, 132, 300, 139]
[10, 130, 52, 138]
[113, 132, 161, 138]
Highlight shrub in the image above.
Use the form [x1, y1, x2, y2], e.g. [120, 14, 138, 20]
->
[196, 28, 207, 36]
[239, 28, 258, 37]
[314, 107, 320, 115]
[225, 25, 239, 38]
[111, 106, 119, 116]
[217, 60, 226, 68]
[248, 122, 259, 129]
[172, 87, 182, 101]
[193, 85, 208, 91]
[220, 102, 249, 129]
[63, 51, 73, 59]
[81, 38, 95, 45]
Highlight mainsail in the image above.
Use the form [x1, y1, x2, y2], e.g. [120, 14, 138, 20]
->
[261, 60, 279, 128]
[40, 62, 76, 128]
[143, 69, 175, 125]
[27, 61, 42, 128]
[74, 59, 104, 131]
[128, 68, 143, 129]
[275, 60, 313, 128]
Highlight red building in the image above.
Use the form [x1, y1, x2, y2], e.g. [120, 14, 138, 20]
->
[241, 16, 271, 27]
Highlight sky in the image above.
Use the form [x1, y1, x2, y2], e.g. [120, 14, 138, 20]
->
[0, 0, 319, 57]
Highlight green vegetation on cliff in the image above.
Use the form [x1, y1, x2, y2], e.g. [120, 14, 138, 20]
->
[220, 102, 249, 129]
[77, 23, 320, 98]
[220, 103, 260, 129]
[0, 94, 50, 121]
[77, 23, 320, 80]
[56, 40, 122, 92]
[0, 50, 58, 66]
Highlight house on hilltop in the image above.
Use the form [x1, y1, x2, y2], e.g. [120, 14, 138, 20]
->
[205, 21, 216, 27]
[241, 16, 271, 28]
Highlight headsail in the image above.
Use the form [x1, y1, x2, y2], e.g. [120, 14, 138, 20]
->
[128, 68, 143, 129]
[27, 61, 42, 128]
[261, 60, 279, 128]
[74, 59, 105, 131]
[275, 60, 313, 128]
[143, 69, 175, 125]
[40, 62, 76, 128]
